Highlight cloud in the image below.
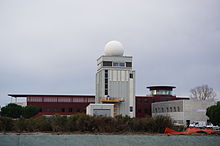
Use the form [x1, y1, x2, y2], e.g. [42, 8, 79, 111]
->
[0, 0, 220, 105]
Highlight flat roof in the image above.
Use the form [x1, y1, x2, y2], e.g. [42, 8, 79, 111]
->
[8, 94, 95, 98]
[147, 86, 176, 90]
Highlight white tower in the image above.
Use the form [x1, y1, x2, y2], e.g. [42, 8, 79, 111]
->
[96, 41, 136, 117]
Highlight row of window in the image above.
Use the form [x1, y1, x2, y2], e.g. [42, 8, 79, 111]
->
[154, 106, 181, 113]
[27, 97, 95, 103]
[102, 61, 132, 67]
[104, 70, 108, 95]
[43, 107, 85, 113]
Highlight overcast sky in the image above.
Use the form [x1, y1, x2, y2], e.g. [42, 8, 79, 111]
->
[0, 0, 220, 106]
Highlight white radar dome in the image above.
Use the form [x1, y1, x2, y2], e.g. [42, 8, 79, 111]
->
[104, 41, 124, 56]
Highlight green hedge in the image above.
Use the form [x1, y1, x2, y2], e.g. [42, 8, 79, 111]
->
[0, 114, 174, 133]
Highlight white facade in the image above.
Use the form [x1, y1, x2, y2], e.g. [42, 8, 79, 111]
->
[95, 55, 135, 117]
[87, 41, 136, 117]
[86, 104, 114, 117]
[152, 100, 216, 125]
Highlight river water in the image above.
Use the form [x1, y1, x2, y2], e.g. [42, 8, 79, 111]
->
[0, 134, 220, 146]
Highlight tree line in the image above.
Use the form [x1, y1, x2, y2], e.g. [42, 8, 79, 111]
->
[0, 103, 40, 118]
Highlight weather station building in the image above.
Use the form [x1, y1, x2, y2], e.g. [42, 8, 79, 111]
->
[87, 41, 136, 117]
[8, 40, 197, 122]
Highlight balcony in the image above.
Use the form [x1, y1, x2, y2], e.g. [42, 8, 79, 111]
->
[100, 97, 124, 103]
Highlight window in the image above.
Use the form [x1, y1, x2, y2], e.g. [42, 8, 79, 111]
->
[104, 70, 108, 95]
[68, 108, 72, 112]
[167, 107, 169, 112]
[177, 107, 180, 112]
[54, 108, 58, 112]
[113, 62, 118, 66]
[130, 106, 133, 112]
[170, 107, 172, 112]
[77, 108, 81, 113]
[126, 62, 132, 67]
[45, 108, 50, 112]
[161, 108, 164, 112]
[174, 107, 176, 112]
[119, 63, 125, 67]
[105, 90, 108, 95]
[62, 108, 65, 112]
[58, 97, 71, 102]
[130, 73, 133, 78]
[44, 97, 57, 102]
[103, 61, 112, 66]
[113, 62, 125, 67]
[144, 99, 148, 103]
[155, 108, 157, 113]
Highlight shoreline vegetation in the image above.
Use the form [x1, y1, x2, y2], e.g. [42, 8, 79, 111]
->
[0, 114, 179, 134]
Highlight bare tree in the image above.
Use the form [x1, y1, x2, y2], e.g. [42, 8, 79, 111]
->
[190, 85, 217, 101]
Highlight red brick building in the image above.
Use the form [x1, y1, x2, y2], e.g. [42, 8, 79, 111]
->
[8, 86, 189, 118]
[8, 94, 95, 118]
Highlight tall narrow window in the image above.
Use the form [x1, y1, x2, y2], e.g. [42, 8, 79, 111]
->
[104, 70, 108, 95]
[130, 106, 133, 112]
[177, 107, 180, 112]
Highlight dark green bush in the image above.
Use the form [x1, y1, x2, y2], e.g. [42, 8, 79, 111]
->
[0, 117, 14, 131]
[1, 103, 22, 118]
[14, 118, 28, 132]
[22, 105, 40, 118]
[67, 113, 91, 132]
[26, 117, 52, 132]
[149, 115, 173, 133]
[50, 115, 68, 132]
[0, 113, 174, 133]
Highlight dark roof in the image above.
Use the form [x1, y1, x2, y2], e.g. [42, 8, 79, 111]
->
[147, 86, 176, 91]
[8, 94, 95, 98]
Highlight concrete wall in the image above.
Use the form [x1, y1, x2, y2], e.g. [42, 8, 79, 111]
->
[152, 100, 216, 125]
[86, 104, 114, 117]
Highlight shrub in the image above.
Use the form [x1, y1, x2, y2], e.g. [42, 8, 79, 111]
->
[0, 117, 14, 131]
[206, 102, 220, 126]
[149, 115, 173, 133]
[0, 103, 22, 118]
[67, 113, 91, 132]
[26, 117, 52, 132]
[50, 115, 68, 132]
[22, 105, 40, 118]
[14, 118, 28, 132]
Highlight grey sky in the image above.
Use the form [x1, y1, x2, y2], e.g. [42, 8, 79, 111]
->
[0, 0, 220, 106]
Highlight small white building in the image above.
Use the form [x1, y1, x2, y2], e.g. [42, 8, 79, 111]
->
[86, 104, 114, 117]
[152, 100, 216, 125]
